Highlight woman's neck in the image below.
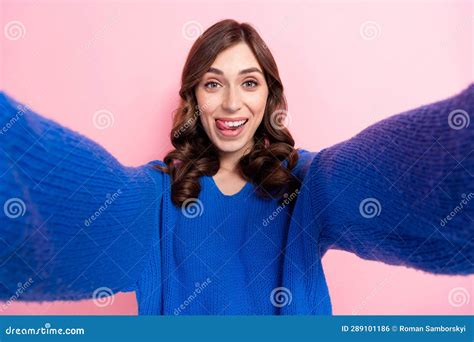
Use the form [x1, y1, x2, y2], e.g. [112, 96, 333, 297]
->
[217, 140, 253, 174]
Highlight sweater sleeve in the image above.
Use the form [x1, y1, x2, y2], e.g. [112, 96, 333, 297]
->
[292, 149, 319, 182]
[0, 91, 164, 301]
[309, 84, 473, 275]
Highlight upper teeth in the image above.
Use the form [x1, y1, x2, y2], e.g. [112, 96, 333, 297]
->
[224, 120, 246, 127]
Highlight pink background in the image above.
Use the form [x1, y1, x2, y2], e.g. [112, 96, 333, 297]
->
[1, 0, 472, 315]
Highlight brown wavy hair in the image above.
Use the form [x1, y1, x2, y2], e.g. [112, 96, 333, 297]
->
[155, 19, 301, 207]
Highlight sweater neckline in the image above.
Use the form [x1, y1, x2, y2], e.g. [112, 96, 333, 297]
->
[206, 175, 253, 199]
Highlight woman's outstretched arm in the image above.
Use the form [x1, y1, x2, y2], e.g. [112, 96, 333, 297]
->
[309, 84, 473, 275]
[0, 92, 164, 301]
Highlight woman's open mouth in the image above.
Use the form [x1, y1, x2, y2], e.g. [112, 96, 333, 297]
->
[215, 118, 249, 137]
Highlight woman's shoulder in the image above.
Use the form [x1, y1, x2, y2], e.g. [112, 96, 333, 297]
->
[145, 159, 167, 169]
[296, 148, 319, 160]
[292, 148, 320, 181]
[140, 159, 170, 190]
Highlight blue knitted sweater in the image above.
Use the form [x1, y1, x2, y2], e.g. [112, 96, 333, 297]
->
[0, 85, 472, 315]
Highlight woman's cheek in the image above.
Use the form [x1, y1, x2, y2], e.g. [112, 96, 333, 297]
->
[199, 92, 220, 114]
[200, 113, 212, 134]
[248, 97, 266, 119]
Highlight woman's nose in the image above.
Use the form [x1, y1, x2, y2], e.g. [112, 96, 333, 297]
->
[222, 86, 242, 112]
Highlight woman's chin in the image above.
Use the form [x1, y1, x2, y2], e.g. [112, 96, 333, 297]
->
[213, 138, 249, 154]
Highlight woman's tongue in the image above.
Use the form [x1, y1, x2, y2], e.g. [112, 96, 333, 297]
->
[216, 119, 244, 130]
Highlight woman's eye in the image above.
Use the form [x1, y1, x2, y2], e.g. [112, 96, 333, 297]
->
[204, 81, 220, 89]
[243, 80, 258, 88]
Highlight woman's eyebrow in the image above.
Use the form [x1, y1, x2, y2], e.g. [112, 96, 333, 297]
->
[206, 67, 263, 75]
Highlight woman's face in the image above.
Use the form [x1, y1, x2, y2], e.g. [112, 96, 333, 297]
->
[195, 42, 269, 155]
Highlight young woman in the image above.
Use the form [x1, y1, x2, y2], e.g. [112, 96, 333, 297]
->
[0, 19, 472, 315]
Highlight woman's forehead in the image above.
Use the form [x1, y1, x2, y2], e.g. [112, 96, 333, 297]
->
[208, 43, 262, 76]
